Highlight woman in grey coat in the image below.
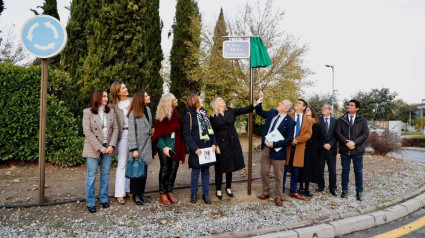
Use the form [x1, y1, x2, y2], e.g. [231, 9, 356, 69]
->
[127, 90, 154, 205]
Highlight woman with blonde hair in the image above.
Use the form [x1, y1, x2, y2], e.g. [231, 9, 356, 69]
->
[210, 96, 262, 199]
[152, 93, 186, 205]
[183, 94, 216, 204]
[110, 81, 132, 204]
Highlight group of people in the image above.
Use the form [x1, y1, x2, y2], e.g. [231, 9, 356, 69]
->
[82, 83, 369, 213]
[256, 93, 369, 206]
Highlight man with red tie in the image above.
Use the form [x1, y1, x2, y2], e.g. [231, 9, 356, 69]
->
[335, 99, 369, 201]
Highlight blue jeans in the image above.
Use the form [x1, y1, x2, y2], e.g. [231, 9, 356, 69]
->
[191, 167, 210, 195]
[86, 148, 113, 207]
[341, 154, 363, 193]
[283, 165, 300, 193]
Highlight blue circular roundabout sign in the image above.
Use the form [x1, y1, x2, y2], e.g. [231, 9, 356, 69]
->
[20, 15, 67, 59]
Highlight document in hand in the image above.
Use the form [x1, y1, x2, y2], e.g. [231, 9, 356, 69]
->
[198, 147, 216, 165]
[265, 129, 285, 152]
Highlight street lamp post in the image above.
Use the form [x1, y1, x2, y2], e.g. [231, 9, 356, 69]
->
[325, 65, 335, 111]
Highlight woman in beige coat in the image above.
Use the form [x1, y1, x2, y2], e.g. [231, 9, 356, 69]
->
[82, 89, 118, 213]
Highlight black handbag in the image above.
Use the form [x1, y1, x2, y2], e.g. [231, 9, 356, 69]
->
[125, 156, 146, 179]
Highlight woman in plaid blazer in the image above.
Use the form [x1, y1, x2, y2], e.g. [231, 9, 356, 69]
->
[82, 89, 119, 213]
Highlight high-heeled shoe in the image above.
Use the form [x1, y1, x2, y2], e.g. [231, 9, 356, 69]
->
[215, 191, 222, 200]
[225, 188, 234, 198]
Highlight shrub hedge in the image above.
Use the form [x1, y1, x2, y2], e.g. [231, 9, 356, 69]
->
[0, 63, 84, 166]
[402, 137, 425, 148]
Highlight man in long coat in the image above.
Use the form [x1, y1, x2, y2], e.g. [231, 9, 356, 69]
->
[283, 99, 313, 200]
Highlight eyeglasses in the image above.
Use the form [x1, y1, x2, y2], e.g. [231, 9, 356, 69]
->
[322, 106, 331, 110]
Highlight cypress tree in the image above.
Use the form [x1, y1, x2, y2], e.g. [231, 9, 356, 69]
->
[61, 0, 89, 117]
[203, 8, 235, 110]
[42, 0, 60, 20]
[0, 0, 4, 15]
[169, 0, 202, 115]
[78, 0, 163, 115]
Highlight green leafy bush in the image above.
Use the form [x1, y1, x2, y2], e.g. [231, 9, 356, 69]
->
[402, 137, 425, 148]
[0, 63, 84, 166]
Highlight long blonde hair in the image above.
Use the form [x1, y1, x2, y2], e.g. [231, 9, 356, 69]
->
[110, 81, 123, 105]
[210, 97, 227, 117]
[156, 93, 176, 121]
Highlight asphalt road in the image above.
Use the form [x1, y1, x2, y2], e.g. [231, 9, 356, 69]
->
[343, 209, 425, 238]
[389, 149, 425, 165]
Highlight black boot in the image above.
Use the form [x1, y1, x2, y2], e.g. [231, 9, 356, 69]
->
[190, 193, 197, 203]
[140, 194, 151, 203]
[133, 195, 143, 205]
[202, 194, 211, 204]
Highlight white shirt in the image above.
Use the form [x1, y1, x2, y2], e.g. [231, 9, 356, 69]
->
[118, 99, 130, 128]
[265, 113, 287, 146]
[98, 106, 108, 143]
[294, 113, 303, 137]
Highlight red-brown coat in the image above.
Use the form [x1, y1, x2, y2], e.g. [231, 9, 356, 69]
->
[285, 113, 313, 168]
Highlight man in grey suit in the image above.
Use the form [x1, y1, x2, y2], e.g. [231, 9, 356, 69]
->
[318, 104, 338, 196]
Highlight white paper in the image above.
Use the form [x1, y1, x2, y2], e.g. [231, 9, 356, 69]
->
[198, 147, 216, 165]
[171, 132, 175, 139]
[265, 129, 285, 152]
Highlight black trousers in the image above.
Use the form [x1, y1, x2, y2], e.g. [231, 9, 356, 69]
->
[318, 152, 337, 190]
[158, 150, 179, 194]
[130, 165, 148, 196]
[215, 168, 232, 191]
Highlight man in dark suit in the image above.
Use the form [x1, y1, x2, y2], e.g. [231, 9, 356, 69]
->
[256, 92, 295, 206]
[335, 99, 369, 201]
[318, 104, 338, 196]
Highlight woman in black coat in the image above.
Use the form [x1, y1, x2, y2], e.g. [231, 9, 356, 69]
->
[298, 107, 323, 197]
[209, 96, 262, 199]
[183, 94, 217, 204]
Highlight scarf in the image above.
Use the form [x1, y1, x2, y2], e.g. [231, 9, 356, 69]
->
[152, 110, 186, 163]
[197, 109, 214, 141]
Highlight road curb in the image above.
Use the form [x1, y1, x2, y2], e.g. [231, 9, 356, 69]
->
[212, 185, 425, 237]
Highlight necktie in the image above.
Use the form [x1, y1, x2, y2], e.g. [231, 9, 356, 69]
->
[349, 116, 354, 128]
[325, 118, 329, 133]
[269, 115, 281, 132]
[295, 114, 301, 137]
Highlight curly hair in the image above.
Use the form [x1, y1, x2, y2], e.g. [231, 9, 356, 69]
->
[155, 93, 176, 121]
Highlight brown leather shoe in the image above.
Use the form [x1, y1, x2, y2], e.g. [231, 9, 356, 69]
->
[116, 197, 126, 205]
[160, 194, 171, 205]
[275, 198, 283, 206]
[167, 192, 178, 203]
[257, 194, 270, 200]
[289, 193, 305, 200]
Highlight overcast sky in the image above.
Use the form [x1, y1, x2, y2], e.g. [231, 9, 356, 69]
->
[1, 0, 424, 104]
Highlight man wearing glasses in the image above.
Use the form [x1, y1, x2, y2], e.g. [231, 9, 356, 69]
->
[318, 104, 338, 196]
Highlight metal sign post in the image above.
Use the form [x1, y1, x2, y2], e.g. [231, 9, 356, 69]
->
[223, 36, 254, 195]
[21, 15, 67, 203]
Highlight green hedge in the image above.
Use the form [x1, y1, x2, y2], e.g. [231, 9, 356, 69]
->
[402, 137, 425, 148]
[0, 63, 84, 166]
